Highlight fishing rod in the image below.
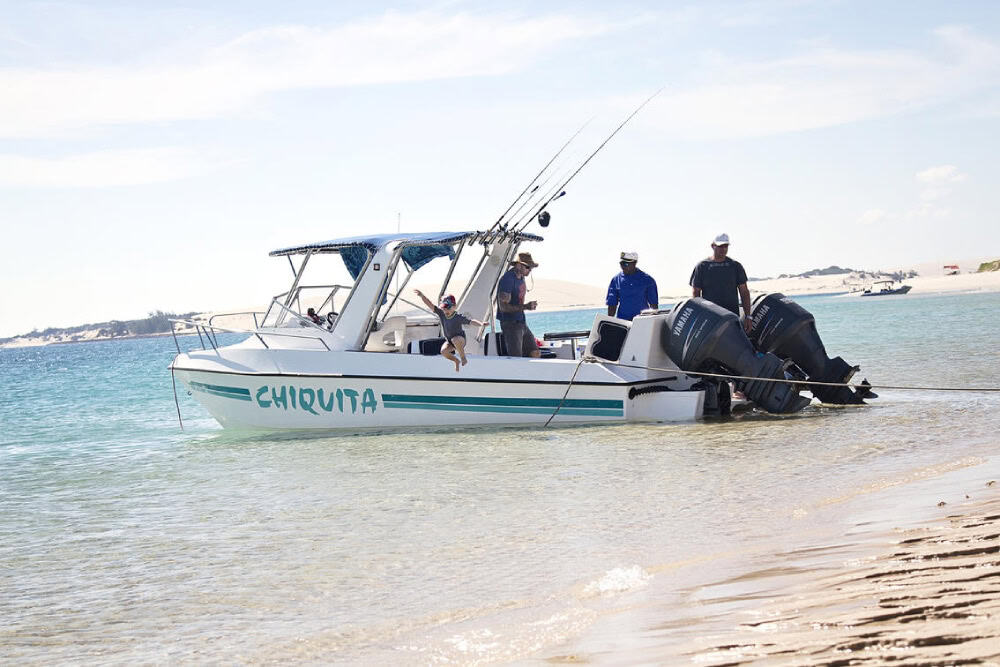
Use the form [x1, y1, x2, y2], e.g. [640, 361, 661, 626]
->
[503, 167, 569, 239]
[495, 161, 566, 236]
[480, 118, 592, 243]
[511, 88, 664, 237]
[488, 162, 575, 245]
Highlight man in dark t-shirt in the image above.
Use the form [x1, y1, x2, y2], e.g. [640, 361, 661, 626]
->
[689, 233, 753, 333]
[496, 251, 541, 357]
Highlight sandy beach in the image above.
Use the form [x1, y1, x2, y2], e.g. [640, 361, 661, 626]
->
[543, 468, 1000, 666]
[672, 488, 1000, 665]
[743, 269, 1000, 301]
[531, 270, 1000, 312]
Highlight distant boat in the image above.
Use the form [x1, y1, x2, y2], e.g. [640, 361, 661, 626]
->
[860, 279, 912, 296]
[943, 264, 960, 275]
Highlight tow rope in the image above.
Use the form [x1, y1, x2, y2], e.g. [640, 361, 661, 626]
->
[542, 357, 1000, 427]
[603, 360, 1000, 393]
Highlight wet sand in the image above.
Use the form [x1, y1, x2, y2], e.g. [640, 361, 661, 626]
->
[667, 489, 1000, 665]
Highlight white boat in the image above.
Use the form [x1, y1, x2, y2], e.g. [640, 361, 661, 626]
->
[860, 279, 912, 296]
[167, 99, 873, 432]
[168, 230, 707, 431]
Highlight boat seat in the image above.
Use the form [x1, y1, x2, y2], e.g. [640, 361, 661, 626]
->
[365, 316, 407, 352]
[483, 332, 508, 356]
[483, 331, 556, 358]
[409, 337, 446, 355]
[585, 316, 630, 362]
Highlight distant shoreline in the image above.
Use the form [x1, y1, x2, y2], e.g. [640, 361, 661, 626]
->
[48, 331, 180, 345]
[4, 270, 999, 349]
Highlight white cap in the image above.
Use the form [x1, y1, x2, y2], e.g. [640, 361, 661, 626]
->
[620, 251, 638, 262]
[712, 233, 730, 245]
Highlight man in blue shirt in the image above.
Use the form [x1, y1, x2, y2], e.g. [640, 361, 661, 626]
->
[606, 251, 659, 320]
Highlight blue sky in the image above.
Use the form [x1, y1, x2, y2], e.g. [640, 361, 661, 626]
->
[2, 1, 999, 336]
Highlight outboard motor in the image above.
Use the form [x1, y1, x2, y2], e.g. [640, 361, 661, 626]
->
[662, 298, 812, 414]
[748, 293, 875, 405]
[697, 378, 731, 417]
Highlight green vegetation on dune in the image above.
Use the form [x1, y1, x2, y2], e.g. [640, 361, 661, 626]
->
[977, 260, 1000, 272]
[1, 310, 197, 345]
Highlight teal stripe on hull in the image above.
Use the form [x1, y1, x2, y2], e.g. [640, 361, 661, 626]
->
[381, 392, 624, 417]
[382, 402, 622, 417]
[190, 381, 252, 402]
[382, 394, 623, 410]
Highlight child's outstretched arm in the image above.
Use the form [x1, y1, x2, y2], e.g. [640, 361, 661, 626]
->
[413, 289, 436, 311]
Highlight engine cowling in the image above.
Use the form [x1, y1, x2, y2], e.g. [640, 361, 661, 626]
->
[662, 298, 811, 414]
[748, 293, 875, 404]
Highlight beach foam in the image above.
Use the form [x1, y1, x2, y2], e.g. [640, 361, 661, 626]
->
[582, 565, 652, 597]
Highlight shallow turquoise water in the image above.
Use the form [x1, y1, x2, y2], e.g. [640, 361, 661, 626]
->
[2, 292, 998, 663]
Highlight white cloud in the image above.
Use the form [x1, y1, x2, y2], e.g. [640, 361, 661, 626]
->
[859, 164, 967, 223]
[649, 26, 1000, 139]
[903, 163, 966, 217]
[906, 202, 951, 219]
[0, 12, 609, 138]
[914, 164, 965, 207]
[916, 164, 966, 184]
[0, 148, 213, 187]
[858, 208, 887, 226]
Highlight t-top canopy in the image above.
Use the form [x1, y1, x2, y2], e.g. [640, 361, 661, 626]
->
[269, 230, 544, 280]
[268, 230, 542, 258]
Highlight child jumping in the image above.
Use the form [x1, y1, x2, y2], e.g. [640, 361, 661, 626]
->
[414, 290, 486, 372]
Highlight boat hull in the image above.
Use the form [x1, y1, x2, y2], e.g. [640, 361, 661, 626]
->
[171, 351, 704, 431]
[861, 285, 912, 296]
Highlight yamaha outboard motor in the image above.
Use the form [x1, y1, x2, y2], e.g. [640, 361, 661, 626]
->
[662, 298, 812, 414]
[748, 293, 875, 405]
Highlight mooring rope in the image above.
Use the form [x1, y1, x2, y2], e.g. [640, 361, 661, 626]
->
[170, 365, 185, 431]
[543, 354, 593, 427]
[542, 356, 1000, 426]
[601, 359, 1000, 393]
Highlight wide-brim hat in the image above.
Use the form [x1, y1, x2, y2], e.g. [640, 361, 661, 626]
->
[511, 251, 539, 268]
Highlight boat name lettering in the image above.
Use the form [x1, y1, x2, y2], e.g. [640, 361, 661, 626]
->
[255, 385, 378, 415]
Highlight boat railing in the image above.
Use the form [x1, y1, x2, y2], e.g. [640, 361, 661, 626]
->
[207, 311, 265, 329]
[168, 314, 332, 354]
[261, 284, 350, 328]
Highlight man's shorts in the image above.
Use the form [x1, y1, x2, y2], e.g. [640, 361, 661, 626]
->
[500, 321, 538, 357]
